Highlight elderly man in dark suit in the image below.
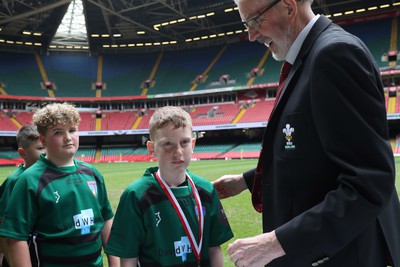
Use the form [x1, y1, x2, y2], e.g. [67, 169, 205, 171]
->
[213, 0, 400, 266]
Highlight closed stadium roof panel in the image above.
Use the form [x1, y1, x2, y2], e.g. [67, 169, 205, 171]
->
[0, 0, 398, 54]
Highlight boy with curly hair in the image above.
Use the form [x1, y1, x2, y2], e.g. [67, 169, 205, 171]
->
[0, 103, 119, 267]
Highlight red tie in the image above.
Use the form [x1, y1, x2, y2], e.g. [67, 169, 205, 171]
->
[251, 61, 292, 212]
[276, 61, 292, 102]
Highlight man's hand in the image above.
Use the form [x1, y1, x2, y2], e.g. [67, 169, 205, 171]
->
[212, 174, 247, 199]
[227, 231, 285, 267]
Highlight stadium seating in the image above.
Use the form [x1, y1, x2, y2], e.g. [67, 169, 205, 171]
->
[342, 18, 392, 68]
[131, 109, 153, 129]
[100, 111, 138, 130]
[0, 150, 22, 165]
[0, 17, 395, 97]
[191, 103, 240, 126]
[219, 142, 261, 159]
[40, 54, 98, 97]
[99, 146, 152, 162]
[0, 114, 19, 131]
[237, 99, 274, 123]
[75, 147, 96, 163]
[0, 52, 46, 96]
[79, 112, 96, 131]
[0, 94, 396, 132]
[14, 112, 33, 126]
[101, 53, 160, 96]
[193, 143, 237, 160]
[0, 16, 398, 165]
[150, 49, 213, 94]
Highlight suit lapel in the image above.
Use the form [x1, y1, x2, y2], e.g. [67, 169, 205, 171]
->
[261, 16, 333, 163]
[268, 16, 332, 125]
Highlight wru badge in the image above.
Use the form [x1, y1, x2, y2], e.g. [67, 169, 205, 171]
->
[283, 124, 295, 150]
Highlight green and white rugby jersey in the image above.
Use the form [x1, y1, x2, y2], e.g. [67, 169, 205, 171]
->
[0, 154, 114, 267]
[105, 167, 233, 267]
[0, 164, 25, 221]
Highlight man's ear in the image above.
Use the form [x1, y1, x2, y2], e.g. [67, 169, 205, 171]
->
[282, 0, 297, 19]
[146, 141, 154, 155]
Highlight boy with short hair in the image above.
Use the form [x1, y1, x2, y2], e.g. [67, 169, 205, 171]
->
[0, 124, 45, 219]
[0, 103, 119, 267]
[105, 106, 233, 267]
[0, 124, 45, 266]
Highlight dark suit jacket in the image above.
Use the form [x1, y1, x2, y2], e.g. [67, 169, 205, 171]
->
[244, 16, 400, 267]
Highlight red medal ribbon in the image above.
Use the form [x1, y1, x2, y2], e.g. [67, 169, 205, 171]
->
[154, 170, 204, 263]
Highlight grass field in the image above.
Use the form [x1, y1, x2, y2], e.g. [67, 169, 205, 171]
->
[1, 158, 400, 266]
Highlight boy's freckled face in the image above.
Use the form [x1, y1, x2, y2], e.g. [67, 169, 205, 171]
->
[42, 123, 79, 160]
[150, 124, 195, 177]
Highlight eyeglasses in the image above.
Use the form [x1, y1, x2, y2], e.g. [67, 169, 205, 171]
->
[243, 0, 281, 32]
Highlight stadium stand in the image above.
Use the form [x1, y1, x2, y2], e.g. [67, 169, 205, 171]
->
[101, 53, 160, 96]
[0, 52, 46, 96]
[237, 99, 274, 123]
[100, 146, 130, 162]
[40, 54, 98, 97]
[13, 111, 33, 126]
[191, 103, 241, 126]
[134, 110, 154, 129]
[191, 42, 281, 91]
[0, 150, 21, 165]
[0, 115, 17, 131]
[75, 147, 96, 163]
[0, 18, 395, 98]
[193, 143, 237, 160]
[100, 111, 138, 130]
[150, 49, 210, 94]
[79, 112, 96, 131]
[0, 93, 397, 133]
[219, 142, 262, 159]
[342, 18, 392, 68]
[0, 15, 398, 165]
[99, 146, 152, 162]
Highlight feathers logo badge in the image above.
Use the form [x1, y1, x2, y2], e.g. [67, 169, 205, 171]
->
[283, 124, 296, 150]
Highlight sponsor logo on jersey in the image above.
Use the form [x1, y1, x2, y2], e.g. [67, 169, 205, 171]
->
[194, 205, 206, 218]
[174, 236, 192, 262]
[53, 191, 60, 203]
[73, 208, 94, 235]
[155, 211, 161, 227]
[87, 181, 98, 198]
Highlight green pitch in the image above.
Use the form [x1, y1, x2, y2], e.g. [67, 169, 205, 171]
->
[1, 158, 400, 266]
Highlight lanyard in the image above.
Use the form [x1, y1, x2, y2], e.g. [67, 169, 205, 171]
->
[154, 170, 204, 263]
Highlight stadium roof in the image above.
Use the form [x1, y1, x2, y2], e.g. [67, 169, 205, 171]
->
[0, 0, 398, 54]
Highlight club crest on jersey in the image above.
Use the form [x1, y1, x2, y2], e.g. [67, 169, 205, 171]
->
[282, 123, 296, 150]
[174, 236, 192, 262]
[87, 181, 98, 198]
